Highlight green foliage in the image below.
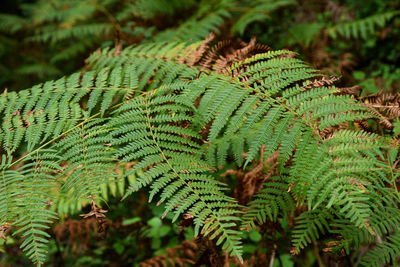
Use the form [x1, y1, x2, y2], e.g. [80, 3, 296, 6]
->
[0, 36, 398, 266]
[1, 0, 400, 266]
[291, 210, 332, 253]
[361, 230, 400, 266]
[153, 9, 230, 42]
[241, 177, 295, 231]
[109, 88, 243, 258]
[1, 0, 400, 95]
[327, 11, 400, 40]
[2, 150, 61, 265]
[232, 0, 296, 36]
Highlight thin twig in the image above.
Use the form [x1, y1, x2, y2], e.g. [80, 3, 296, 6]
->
[269, 244, 277, 267]
[313, 241, 324, 267]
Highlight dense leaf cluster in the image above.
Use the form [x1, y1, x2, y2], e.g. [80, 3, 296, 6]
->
[0, 37, 399, 266]
[0, 0, 400, 266]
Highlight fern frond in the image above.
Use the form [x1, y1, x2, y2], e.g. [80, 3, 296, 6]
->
[241, 176, 295, 231]
[86, 43, 200, 93]
[291, 210, 332, 254]
[1, 36, 398, 265]
[124, 0, 195, 20]
[9, 150, 61, 266]
[0, 155, 22, 226]
[327, 11, 400, 40]
[57, 119, 118, 199]
[153, 9, 230, 42]
[328, 217, 372, 253]
[84, 40, 396, 260]
[30, 23, 113, 44]
[361, 230, 400, 266]
[232, 0, 295, 35]
[0, 14, 27, 33]
[0, 67, 132, 153]
[54, 166, 135, 217]
[109, 88, 243, 260]
[291, 130, 390, 231]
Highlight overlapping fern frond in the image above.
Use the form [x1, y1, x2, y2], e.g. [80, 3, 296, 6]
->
[0, 37, 398, 266]
[361, 230, 400, 266]
[241, 176, 295, 231]
[1, 150, 61, 265]
[109, 87, 243, 259]
[57, 118, 118, 199]
[81, 37, 398, 264]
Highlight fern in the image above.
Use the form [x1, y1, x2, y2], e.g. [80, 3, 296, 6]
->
[0, 38, 398, 265]
[85, 40, 397, 262]
[1, 150, 61, 265]
[291, 210, 332, 254]
[30, 23, 114, 44]
[153, 9, 230, 42]
[232, 0, 295, 35]
[241, 176, 295, 231]
[109, 87, 243, 259]
[117, 0, 196, 20]
[361, 230, 400, 266]
[54, 167, 135, 217]
[56, 119, 118, 199]
[329, 218, 372, 253]
[327, 11, 400, 40]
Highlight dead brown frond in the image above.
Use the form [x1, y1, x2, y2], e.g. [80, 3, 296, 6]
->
[225, 146, 279, 204]
[334, 85, 362, 95]
[179, 33, 216, 67]
[364, 107, 393, 129]
[213, 36, 258, 72]
[80, 196, 108, 233]
[139, 239, 199, 267]
[354, 120, 371, 131]
[361, 91, 400, 119]
[213, 37, 272, 74]
[192, 36, 271, 74]
[199, 39, 235, 70]
[301, 75, 341, 90]
[0, 222, 11, 242]
[356, 91, 400, 130]
[53, 217, 103, 252]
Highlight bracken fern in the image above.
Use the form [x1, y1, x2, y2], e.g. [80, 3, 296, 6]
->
[0, 37, 399, 266]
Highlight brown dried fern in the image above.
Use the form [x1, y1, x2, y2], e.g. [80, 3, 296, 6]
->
[139, 240, 199, 267]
